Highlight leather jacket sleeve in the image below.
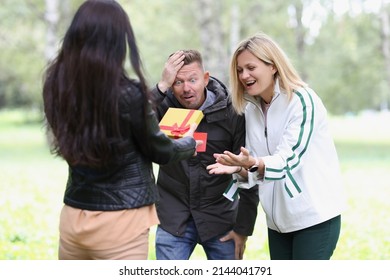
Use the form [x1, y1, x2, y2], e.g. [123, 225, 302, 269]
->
[121, 84, 196, 165]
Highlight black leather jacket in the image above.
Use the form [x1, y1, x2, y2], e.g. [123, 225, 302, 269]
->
[153, 77, 259, 242]
[63, 81, 196, 211]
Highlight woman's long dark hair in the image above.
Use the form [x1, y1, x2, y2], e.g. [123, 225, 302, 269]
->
[43, 0, 149, 168]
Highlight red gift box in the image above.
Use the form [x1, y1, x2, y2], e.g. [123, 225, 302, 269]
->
[159, 108, 207, 152]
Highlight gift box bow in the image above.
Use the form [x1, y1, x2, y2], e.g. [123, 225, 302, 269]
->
[159, 109, 203, 138]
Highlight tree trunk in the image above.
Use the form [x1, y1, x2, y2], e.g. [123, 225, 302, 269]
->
[292, 0, 308, 81]
[380, 1, 390, 111]
[230, 2, 240, 58]
[195, 0, 229, 84]
[44, 0, 59, 62]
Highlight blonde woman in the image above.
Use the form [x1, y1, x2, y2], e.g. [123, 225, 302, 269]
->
[207, 32, 346, 260]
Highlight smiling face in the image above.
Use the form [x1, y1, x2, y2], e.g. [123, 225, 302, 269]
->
[236, 50, 276, 103]
[172, 62, 209, 109]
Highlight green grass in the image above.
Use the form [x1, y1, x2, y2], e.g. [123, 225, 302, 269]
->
[0, 109, 389, 260]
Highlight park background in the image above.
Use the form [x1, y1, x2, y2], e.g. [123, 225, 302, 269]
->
[0, 0, 389, 260]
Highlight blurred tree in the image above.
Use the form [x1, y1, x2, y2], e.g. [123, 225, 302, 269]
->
[123, 0, 201, 83]
[379, 0, 390, 111]
[306, 2, 385, 114]
[44, 0, 59, 62]
[0, 0, 46, 109]
[194, 0, 229, 83]
[0, 0, 388, 115]
[289, 0, 308, 81]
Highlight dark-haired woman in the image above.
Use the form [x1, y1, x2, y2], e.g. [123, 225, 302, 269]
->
[43, 0, 199, 260]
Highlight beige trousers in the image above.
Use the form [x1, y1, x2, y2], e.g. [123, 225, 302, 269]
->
[58, 204, 159, 260]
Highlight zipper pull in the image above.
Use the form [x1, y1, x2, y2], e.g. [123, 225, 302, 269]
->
[264, 126, 267, 137]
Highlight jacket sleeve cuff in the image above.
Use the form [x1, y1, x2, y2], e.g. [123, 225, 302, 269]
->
[156, 83, 167, 96]
[233, 187, 259, 236]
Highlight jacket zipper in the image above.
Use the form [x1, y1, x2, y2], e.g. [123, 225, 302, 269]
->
[246, 95, 282, 232]
[264, 125, 271, 155]
[263, 102, 272, 156]
[262, 98, 282, 233]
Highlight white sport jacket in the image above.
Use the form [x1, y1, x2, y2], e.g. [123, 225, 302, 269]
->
[235, 80, 346, 233]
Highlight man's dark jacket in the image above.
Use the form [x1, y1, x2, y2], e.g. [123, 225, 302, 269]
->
[152, 77, 259, 242]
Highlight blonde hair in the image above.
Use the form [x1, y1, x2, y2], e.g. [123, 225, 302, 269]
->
[229, 32, 307, 114]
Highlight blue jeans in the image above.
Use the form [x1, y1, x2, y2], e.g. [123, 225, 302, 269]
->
[155, 219, 235, 260]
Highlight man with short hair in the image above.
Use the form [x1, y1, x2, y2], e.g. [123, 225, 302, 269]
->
[152, 50, 259, 260]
